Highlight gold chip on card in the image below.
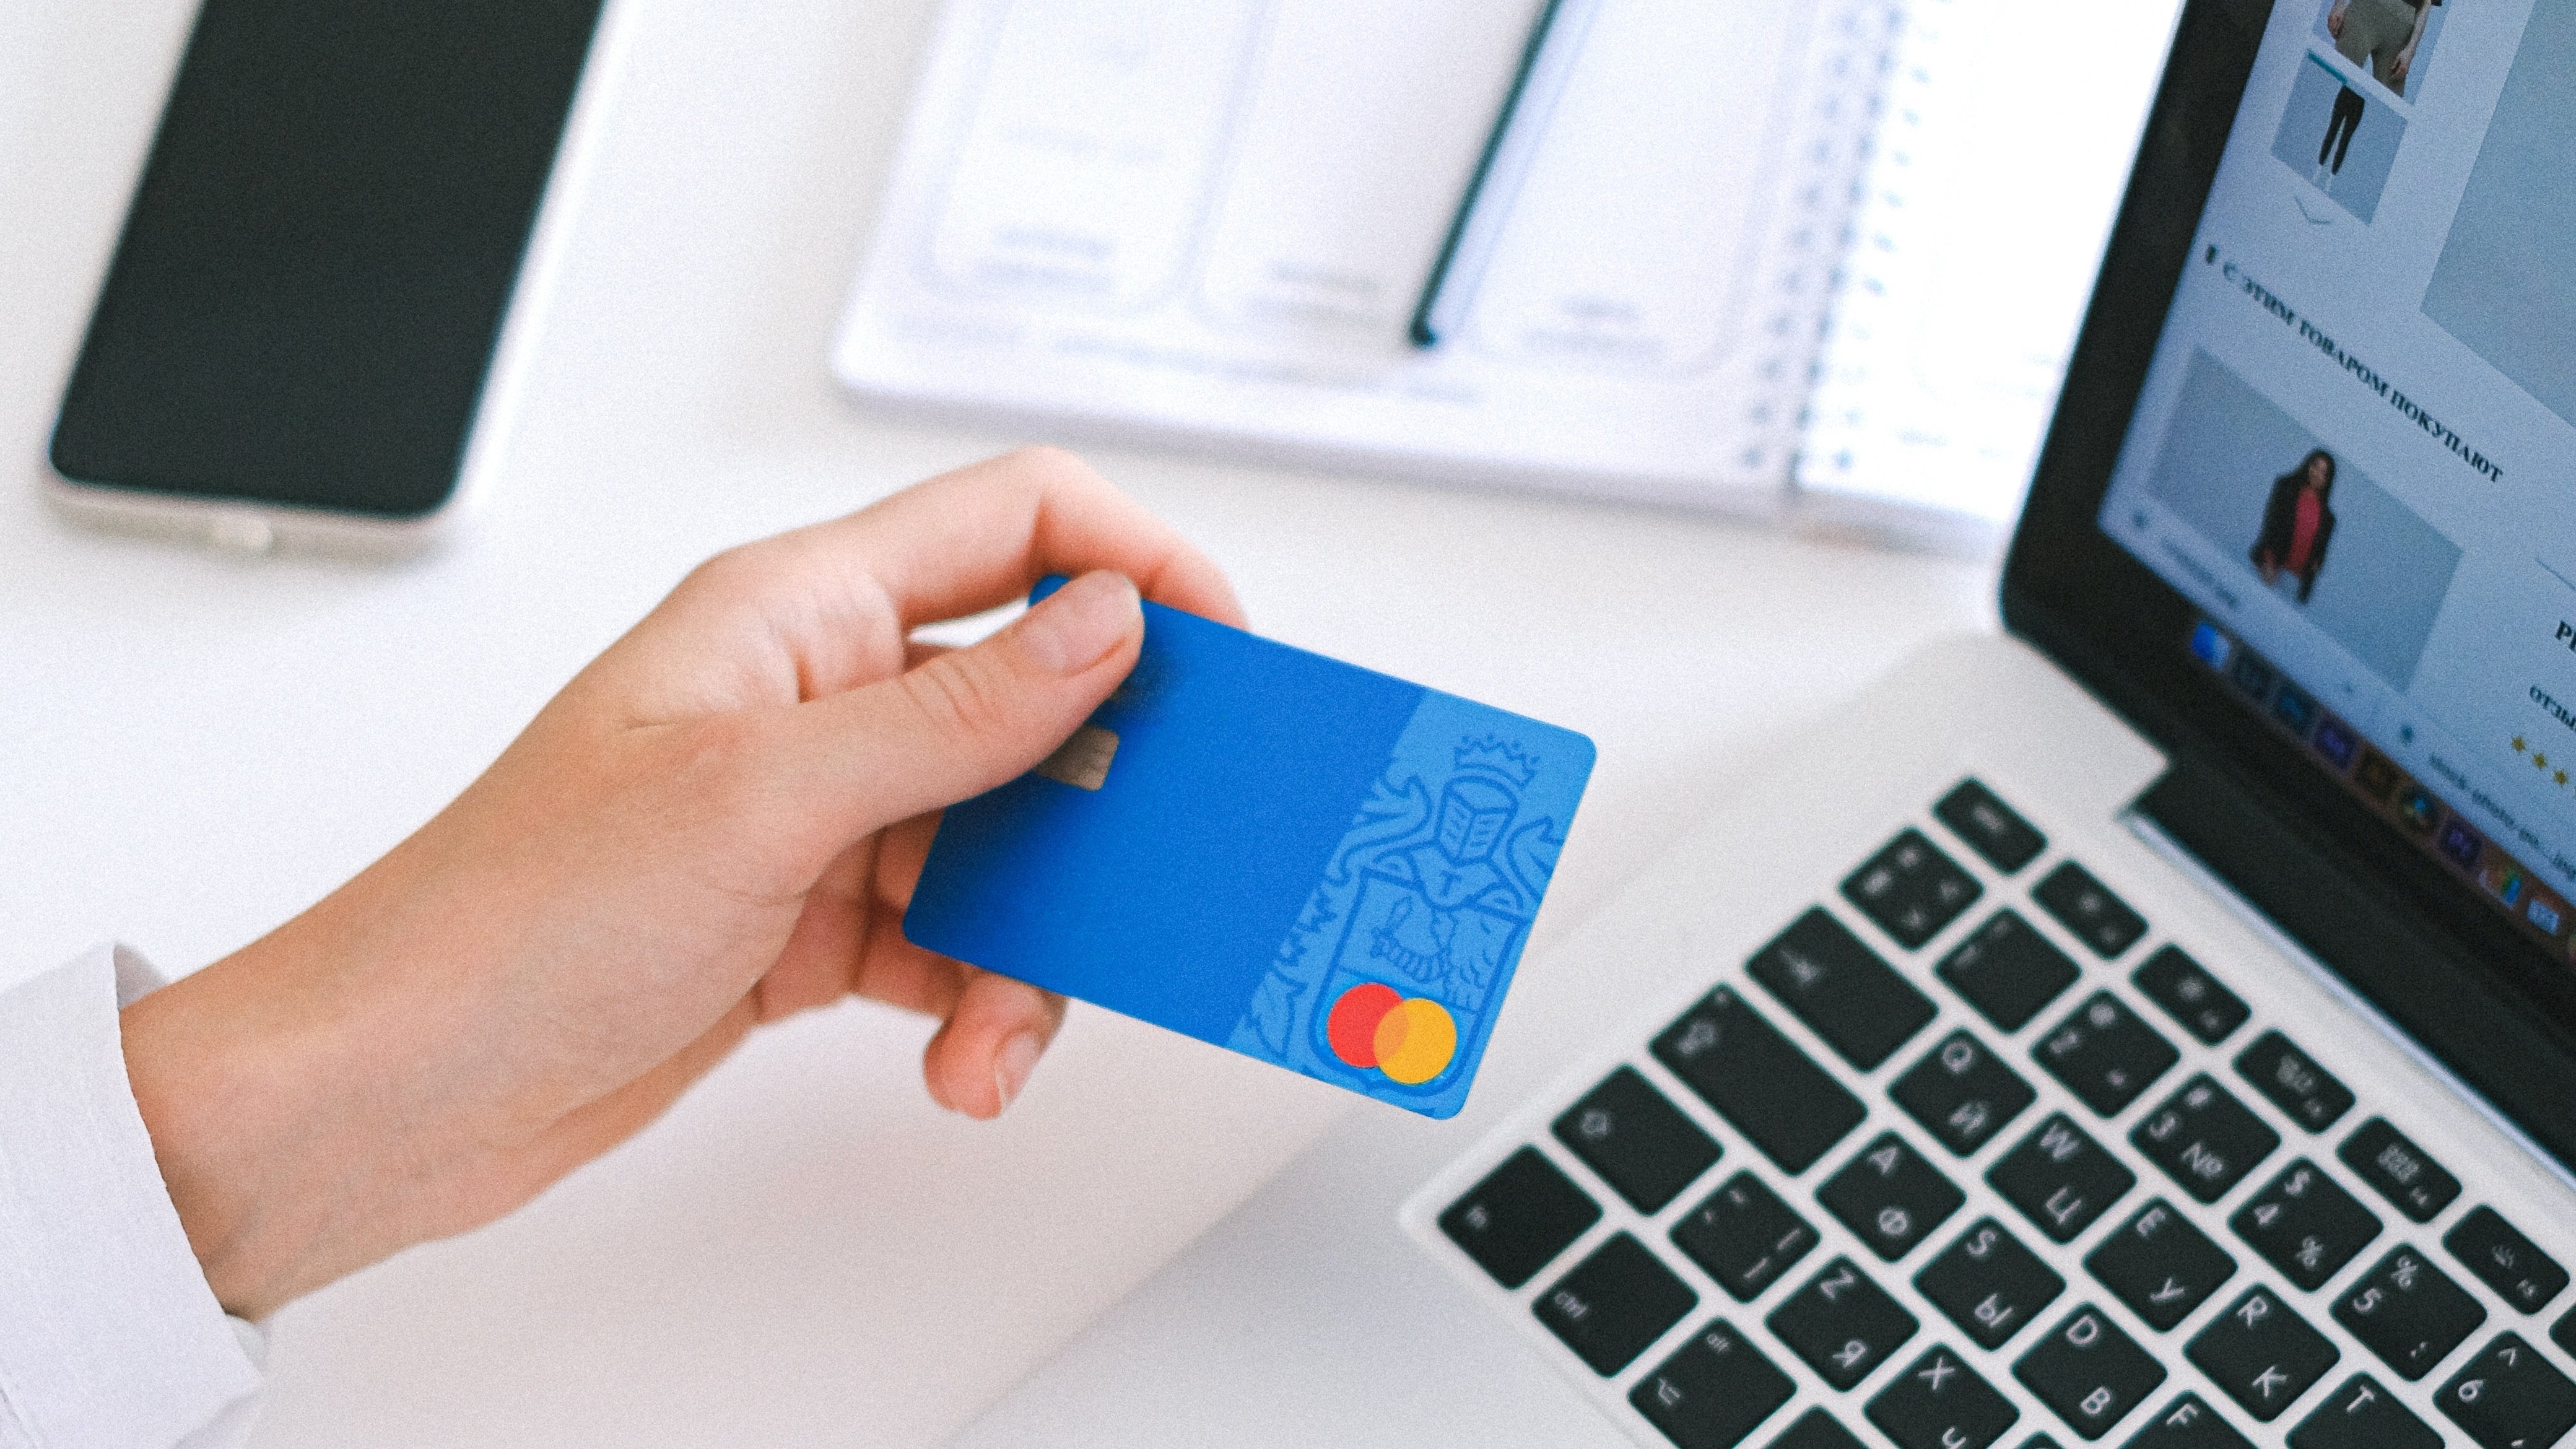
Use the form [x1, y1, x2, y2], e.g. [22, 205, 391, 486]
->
[1034, 725, 1119, 790]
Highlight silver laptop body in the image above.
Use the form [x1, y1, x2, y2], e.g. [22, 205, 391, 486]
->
[962, 2, 2576, 1445]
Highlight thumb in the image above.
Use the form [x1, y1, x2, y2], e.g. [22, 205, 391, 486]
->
[783, 570, 1143, 837]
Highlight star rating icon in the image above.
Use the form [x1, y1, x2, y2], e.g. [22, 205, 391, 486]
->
[2511, 736, 2574, 790]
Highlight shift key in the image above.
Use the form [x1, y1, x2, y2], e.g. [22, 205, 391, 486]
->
[1655, 986, 1866, 1175]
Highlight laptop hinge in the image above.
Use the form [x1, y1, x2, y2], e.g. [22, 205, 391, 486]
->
[2133, 761, 2576, 1180]
[2125, 799, 2576, 1198]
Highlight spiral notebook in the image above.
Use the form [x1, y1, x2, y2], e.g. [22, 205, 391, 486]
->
[830, 0, 2179, 549]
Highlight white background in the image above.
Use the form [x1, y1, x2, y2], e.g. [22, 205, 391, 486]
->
[0, 1, 1996, 1443]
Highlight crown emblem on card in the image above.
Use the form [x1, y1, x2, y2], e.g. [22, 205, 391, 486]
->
[1454, 736, 1538, 787]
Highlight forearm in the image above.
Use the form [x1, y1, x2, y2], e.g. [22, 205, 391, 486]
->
[120, 829, 763, 1318]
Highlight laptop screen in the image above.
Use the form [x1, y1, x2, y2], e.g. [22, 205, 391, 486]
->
[2092, 0, 2576, 956]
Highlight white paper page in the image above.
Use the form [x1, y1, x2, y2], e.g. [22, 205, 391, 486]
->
[1466, 0, 1805, 377]
[837, 0, 1897, 511]
[925, 0, 1262, 310]
[1794, 0, 2185, 542]
[1194, 6, 1523, 336]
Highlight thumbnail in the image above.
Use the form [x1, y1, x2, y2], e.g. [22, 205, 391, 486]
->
[2149, 352, 2459, 690]
[2315, 0, 2452, 99]
[2270, 52, 2405, 222]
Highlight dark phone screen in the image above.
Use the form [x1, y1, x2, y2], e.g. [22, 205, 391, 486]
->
[52, 0, 606, 518]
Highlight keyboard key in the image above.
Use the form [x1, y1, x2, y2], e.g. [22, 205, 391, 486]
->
[1770, 1408, 1868, 1449]
[2234, 1160, 2382, 1293]
[1869, 1347, 2022, 1449]
[2131, 1076, 2279, 1204]
[2125, 1395, 2255, 1449]
[1918, 1218, 2065, 1349]
[1992, 1113, 2137, 1243]
[2335, 1246, 2486, 1382]
[2338, 1121, 2458, 1225]
[1822, 1133, 1966, 1261]
[2291, 1375, 2443, 1449]
[1895, 1030, 2039, 1156]
[2188, 1286, 2341, 1422]
[1768, 1256, 1920, 1390]
[1631, 1318, 1796, 1449]
[1654, 988, 1867, 1175]
[1441, 1146, 1601, 1289]
[2087, 1199, 2239, 1332]
[1673, 1171, 1821, 1303]
[1536, 1232, 1698, 1376]
[2236, 1032, 2355, 1134]
[1846, 830, 1985, 950]
[1940, 911, 2083, 1033]
[2132, 947, 2249, 1046]
[1555, 1066, 1722, 1214]
[1750, 908, 1938, 1070]
[2016, 1305, 2168, 1440]
[2037, 993, 2180, 1117]
[2437, 1333, 2576, 1449]
[1937, 779, 2048, 874]
[2557, 1307, 2576, 1360]
[2035, 863, 2149, 957]
[2447, 1207, 2569, 1316]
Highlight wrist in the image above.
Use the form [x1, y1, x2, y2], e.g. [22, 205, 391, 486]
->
[120, 946, 372, 1318]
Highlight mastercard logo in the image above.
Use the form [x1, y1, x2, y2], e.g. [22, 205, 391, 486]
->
[1325, 981, 1457, 1085]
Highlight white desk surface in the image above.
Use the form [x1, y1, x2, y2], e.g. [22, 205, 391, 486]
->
[0, 3, 1999, 1443]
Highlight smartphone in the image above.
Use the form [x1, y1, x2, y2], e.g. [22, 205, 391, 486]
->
[48, 0, 619, 554]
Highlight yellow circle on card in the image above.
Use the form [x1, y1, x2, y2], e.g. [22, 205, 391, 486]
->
[1372, 998, 1458, 1084]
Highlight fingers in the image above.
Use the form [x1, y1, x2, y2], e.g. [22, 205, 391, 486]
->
[921, 970, 1068, 1119]
[760, 809, 1063, 1118]
[763, 811, 958, 1019]
[616, 449, 1242, 714]
[754, 833, 884, 1020]
[770, 567, 1145, 842]
[796, 447, 1245, 633]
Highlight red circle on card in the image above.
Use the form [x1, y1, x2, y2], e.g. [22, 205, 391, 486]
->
[1326, 983, 1403, 1068]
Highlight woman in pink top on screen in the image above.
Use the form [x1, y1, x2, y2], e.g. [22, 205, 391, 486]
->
[2252, 448, 2338, 603]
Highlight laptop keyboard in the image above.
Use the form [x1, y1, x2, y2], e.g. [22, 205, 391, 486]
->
[1423, 778, 2576, 1449]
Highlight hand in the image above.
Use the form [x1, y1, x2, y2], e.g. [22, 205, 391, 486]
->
[118, 448, 1242, 1319]
[2327, 2, 2346, 37]
[2390, 45, 2413, 85]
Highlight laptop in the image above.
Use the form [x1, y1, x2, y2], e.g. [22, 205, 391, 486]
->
[957, 1, 2576, 1445]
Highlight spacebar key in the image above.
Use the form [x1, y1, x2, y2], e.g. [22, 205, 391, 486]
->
[1654, 986, 1866, 1175]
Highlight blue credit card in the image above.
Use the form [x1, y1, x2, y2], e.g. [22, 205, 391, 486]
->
[903, 580, 1595, 1118]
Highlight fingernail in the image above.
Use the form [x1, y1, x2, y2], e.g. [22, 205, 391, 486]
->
[1016, 572, 1138, 676]
[994, 1030, 1044, 1111]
